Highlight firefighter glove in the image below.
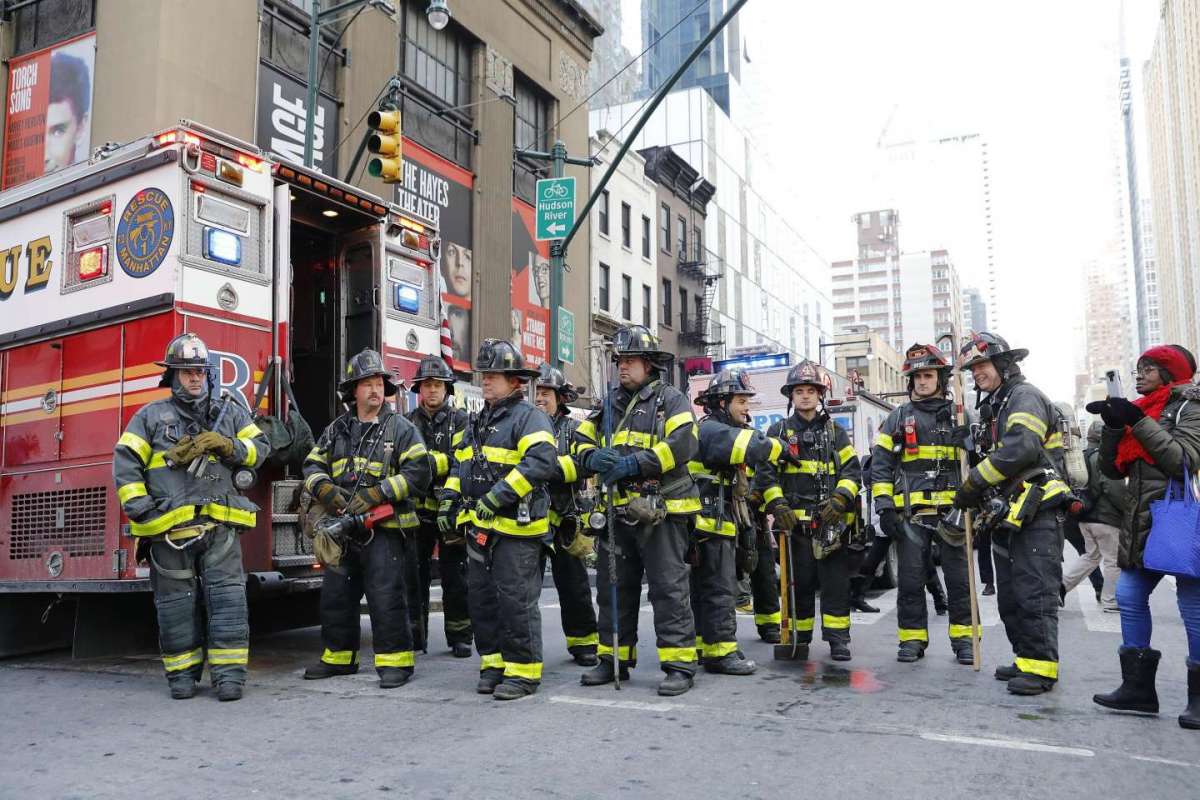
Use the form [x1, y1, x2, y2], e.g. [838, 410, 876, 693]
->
[600, 455, 640, 486]
[767, 498, 797, 531]
[474, 492, 501, 522]
[585, 447, 622, 474]
[193, 431, 235, 459]
[818, 498, 843, 527]
[164, 435, 201, 468]
[345, 484, 387, 515]
[953, 473, 984, 510]
[877, 508, 901, 540]
[437, 499, 458, 534]
[314, 481, 350, 513]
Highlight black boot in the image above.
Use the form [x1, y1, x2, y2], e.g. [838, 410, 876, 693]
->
[1178, 660, 1199, 729]
[951, 638, 974, 666]
[657, 670, 694, 696]
[581, 657, 629, 687]
[476, 668, 504, 695]
[829, 641, 851, 662]
[303, 661, 358, 680]
[897, 640, 925, 663]
[168, 677, 197, 700]
[705, 651, 757, 675]
[216, 682, 243, 702]
[1008, 672, 1056, 696]
[378, 667, 412, 689]
[572, 649, 600, 667]
[758, 624, 781, 644]
[850, 576, 880, 613]
[981, 583, 995, 596]
[1093, 647, 1160, 714]
[451, 642, 473, 659]
[493, 679, 538, 701]
[994, 663, 1019, 681]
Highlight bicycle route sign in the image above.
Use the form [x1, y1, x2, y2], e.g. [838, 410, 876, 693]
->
[535, 176, 576, 241]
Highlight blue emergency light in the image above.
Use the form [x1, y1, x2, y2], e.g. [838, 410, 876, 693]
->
[712, 352, 791, 373]
[203, 227, 242, 266]
[394, 282, 421, 314]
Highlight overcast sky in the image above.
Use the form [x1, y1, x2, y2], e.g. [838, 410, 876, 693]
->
[617, 0, 1163, 401]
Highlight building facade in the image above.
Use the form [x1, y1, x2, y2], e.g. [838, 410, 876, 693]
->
[0, 0, 603, 389]
[833, 325, 905, 399]
[1120, 54, 1162, 352]
[640, 0, 741, 116]
[1082, 254, 1136, 387]
[639, 144, 716, 387]
[962, 287, 989, 334]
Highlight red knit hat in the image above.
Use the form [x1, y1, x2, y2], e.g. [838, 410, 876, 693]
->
[1140, 345, 1195, 383]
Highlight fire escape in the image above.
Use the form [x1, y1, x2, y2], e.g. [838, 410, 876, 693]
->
[678, 245, 723, 353]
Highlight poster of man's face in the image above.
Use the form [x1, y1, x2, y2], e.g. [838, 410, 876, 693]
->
[44, 47, 92, 172]
[442, 242, 472, 298]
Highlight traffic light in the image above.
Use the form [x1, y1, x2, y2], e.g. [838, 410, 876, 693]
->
[367, 107, 402, 183]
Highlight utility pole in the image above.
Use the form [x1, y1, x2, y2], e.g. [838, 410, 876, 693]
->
[520, 0, 750, 369]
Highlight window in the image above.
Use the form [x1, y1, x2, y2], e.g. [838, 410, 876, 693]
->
[621, 274, 632, 320]
[12, 0, 95, 56]
[694, 225, 703, 260]
[662, 278, 673, 326]
[643, 284, 652, 327]
[694, 294, 703, 328]
[679, 287, 689, 328]
[400, 3, 474, 166]
[660, 203, 671, 253]
[513, 74, 552, 203]
[621, 202, 632, 249]
[677, 216, 687, 257]
[598, 191, 609, 236]
[642, 215, 652, 259]
[599, 263, 610, 311]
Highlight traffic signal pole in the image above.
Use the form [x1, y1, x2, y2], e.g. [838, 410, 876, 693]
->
[521, 0, 749, 368]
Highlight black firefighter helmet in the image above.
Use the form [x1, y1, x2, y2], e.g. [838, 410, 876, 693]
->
[957, 331, 1029, 372]
[780, 359, 827, 398]
[611, 324, 672, 368]
[411, 354, 456, 394]
[695, 367, 756, 408]
[535, 362, 579, 404]
[339, 349, 399, 402]
[902, 342, 953, 377]
[474, 338, 540, 379]
[156, 333, 215, 388]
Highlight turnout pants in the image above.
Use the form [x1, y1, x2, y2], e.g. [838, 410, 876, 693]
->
[319, 530, 414, 673]
[751, 532, 781, 632]
[896, 518, 974, 648]
[410, 518, 472, 651]
[468, 534, 544, 686]
[689, 534, 739, 661]
[149, 525, 248, 686]
[541, 524, 599, 656]
[595, 515, 697, 675]
[992, 510, 1063, 682]
[786, 532, 851, 644]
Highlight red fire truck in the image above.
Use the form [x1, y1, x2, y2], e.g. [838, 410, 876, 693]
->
[0, 121, 443, 657]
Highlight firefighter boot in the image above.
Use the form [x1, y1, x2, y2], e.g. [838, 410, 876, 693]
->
[378, 667, 412, 689]
[994, 663, 1019, 681]
[304, 662, 359, 680]
[897, 640, 926, 663]
[951, 638, 975, 666]
[581, 657, 629, 687]
[493, 680, 538, 701]
[216, 682, 243, 702]
[1008, 672, 1056, 696]
[758, 624, 781, 644]
[1181, 660, 1200, 730]
[451, 642, 473, 659]
[573, 651, 600, 667]
[829, 641, 852, 662]
[477, 668, 504, 695]
[169, 677, 197, 700]
[850, 576, 880, 613]
[705, 651, 757, 675]
[1093, 647, 1160, 715]
[657, 670, 694, 697]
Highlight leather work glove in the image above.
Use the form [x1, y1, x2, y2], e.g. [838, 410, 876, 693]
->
[600, 455, 641, 486]
[877, 508, 901, 540]
[164, 435, 200, 468]
[953, 473, 984, 511]
[313, 481, 350, 513]
[767, 498, 797, 531]
[818, 498, 844, 527]
[437, 499, 458, 534]
[585, 447, 622, 474]
[345, 484, 387, 516]
[474, 491, 502, 522]
[193, 431, 235, 459]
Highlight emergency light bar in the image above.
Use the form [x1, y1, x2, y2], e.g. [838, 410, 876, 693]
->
[274, 164, 390, 217]
[203, 227, 242, 266]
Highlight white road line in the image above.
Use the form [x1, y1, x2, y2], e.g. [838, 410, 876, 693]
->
[1130, 755, 1200, 769]
[549, 695, 682, 713]
[919, 732, 1094, 757]
[850, 589, 897, 625]
[1074, 585, 1121, 633]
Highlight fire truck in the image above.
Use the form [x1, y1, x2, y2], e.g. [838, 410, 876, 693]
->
[0, 121, 444, 657]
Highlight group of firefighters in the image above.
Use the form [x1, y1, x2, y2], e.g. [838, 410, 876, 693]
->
[111, 324, 1081, 703]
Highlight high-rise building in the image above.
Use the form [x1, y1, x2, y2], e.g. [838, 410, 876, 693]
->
[640, 0, 742, 115]
[1082, 255, 1136, 388]
[1143, 0, 1200, 348]
[962, 287, 989, 334]
[1120, 54, 1163, 352]
[586, 0, 642, 109]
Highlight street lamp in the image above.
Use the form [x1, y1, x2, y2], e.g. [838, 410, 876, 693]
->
[426, 0, 451, 30]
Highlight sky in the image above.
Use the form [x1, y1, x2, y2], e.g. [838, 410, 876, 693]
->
[613, 0, 1164, 402]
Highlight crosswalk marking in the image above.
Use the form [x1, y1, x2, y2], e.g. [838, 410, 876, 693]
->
[1073, 585, 1121, 633]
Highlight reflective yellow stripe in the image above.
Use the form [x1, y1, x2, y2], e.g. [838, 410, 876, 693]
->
[790, 617, 814, 632]
[565, 633, 599, 648]
[504, 468, 533, 497]
[875, 432, 895, 451]
[783, 460, 835, 475]
[444, 476, 461, 493]
[901, 445, 961, 462]
[201, 503, 256, 528]
[703, 641, 738, 658]
[401, 443, 427, 460]
[305, 447, 328, 464]
[147, 452, 169, 470]
[503, 661, 543, 680]
[481, 446, 521, 465]
[464, 510, 549, 536]
[241, 438, 258, 467]
[577, 420, 597, 440]
[162, 647, 204, 672]
[837, 445, 855, 466]
[657, 646, 697, 663]
[872, 482, 894, 499]
[822, 614, 850, 630]
[651, 440, 675, 472]
[766, 437, 783, 462]
[695, 515, 736, 536]
[898, 628, 928, 642]
[130, 505, 196, 537]
[731, 428, 754, 465]
[480, 653, 505, 670]
[518, 429, 555, 456]
[978, 458, 1005, 485]
[894, 490, 958, 508]
[237, 423, 263, 439]
[431, 451, 450, 477]
[375, 651, 415, 668]
[664, 411, 694, 435]
[321, 649, 358, 666]
[763, 486, 783, 504]
[836, 479, 858, 496]
[695, 636, 706, 650]
[454, 445, 473, 461]
[332, 457, 386, 477]
[948, 624, 980, 639]
[1006, 412, 1047, 438]
[117, 431, 152, 464]
[1045, 432, 1063, 449]
[754, 612, 781, 625]
[304, 473, 329, 492]
[117, 482, 148, 504]
[451, 430, 465, 447]
[208, 647, 249, 665]
[664, 497, 701, 514]
[1014, 656, 1058, 679]
[1042, 479, 1069, 500]
[387, 474, 409, 499]
[558, 455, 578, 483]
[597, 643, 635, 661]
[611, 429, 656, 448]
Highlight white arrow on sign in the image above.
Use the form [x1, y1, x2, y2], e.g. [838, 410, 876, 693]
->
[546, 222, 566, 235]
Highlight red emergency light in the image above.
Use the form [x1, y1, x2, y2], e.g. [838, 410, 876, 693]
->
[78, 245, 108, 281]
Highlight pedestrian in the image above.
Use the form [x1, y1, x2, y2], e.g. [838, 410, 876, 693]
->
[440, 340, 558, 700]
[954, 332, 1072, 695]
[1089, 344, 1200, 729]
[302, 349, 431, 689]
[406, 355, 472, 658]
[532, 362, 600, 668]
[871, 343, 975, 665]
[755, 360, 862, 662]
[113, 333, 269, 701]
[574, 324, 700, 696]
[1061, 423, 1127, 612]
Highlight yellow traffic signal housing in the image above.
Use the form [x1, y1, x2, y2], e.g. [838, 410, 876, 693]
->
[367, 108, 402, 183]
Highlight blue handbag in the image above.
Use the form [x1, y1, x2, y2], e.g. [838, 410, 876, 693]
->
[1143, 457, 1200, 578]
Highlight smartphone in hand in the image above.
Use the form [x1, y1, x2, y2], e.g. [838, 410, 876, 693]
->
[1105, 369, 1123, 398]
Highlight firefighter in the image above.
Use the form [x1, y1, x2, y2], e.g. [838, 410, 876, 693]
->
[870, 343, 976, 665]
[438, 340, 558, 700]
[574, 324, 700, 696]
[533, 363, 601, 667]
[112, 333, 269, 701]
[406, 355, 472, 658]
[755, 360, 861, 662]
[954, 332, 1071, 695]
[691, 368, 789, 674]
[302, 349, 432, 689]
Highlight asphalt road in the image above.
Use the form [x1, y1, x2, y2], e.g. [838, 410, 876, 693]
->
[2, 549, 1198, 800]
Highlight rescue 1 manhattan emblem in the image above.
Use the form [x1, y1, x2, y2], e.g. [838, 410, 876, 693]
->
[116, 188, 174, 278]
